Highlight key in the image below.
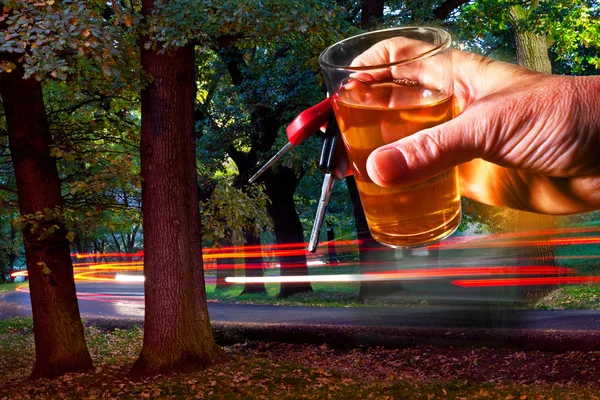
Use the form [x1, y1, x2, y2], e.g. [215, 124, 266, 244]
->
[308, 115, 348, 253]
[249, 98, 332, 183]
[308, 173, 335, 253]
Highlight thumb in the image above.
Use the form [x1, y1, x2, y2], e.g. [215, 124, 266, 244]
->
[366, 108, 487, 187]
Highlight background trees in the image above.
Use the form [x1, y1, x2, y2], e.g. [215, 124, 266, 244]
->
[0, 0, 598, 379]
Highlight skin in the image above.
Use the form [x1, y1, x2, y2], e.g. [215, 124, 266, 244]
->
[351, 43, 600, 215]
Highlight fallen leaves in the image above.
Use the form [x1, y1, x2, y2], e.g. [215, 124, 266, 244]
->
[2, 326, 600, 399]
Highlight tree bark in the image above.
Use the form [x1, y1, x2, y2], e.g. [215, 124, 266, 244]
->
[513, 30, 552, 74]
[517, 211, 557, 301]
[1, 62, 93, 379]
[511, 5, 557, 302]
[263, 168, 313, 298]
[131, 2, 226, 375]
[241, 230, 267, 294]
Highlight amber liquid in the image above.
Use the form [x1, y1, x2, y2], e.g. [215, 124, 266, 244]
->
[332, 81, 461, 247]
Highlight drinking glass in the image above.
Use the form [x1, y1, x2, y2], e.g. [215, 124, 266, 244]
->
[319, 27, 461, 247]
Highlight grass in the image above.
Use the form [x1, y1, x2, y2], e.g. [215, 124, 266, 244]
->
[1, 318, 600, 399]
[0, 281, 21, 295]
[536, 284, 600, 310]
[206, 282, 362, 307]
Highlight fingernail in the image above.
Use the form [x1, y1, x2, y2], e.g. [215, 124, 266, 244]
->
[372, 148, 407, 183]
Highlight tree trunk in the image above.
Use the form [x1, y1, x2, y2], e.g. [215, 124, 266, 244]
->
[511, 6, 557, 302]
[131, 5, 226, 375]
[326, 226, 339, 264]
[1, 62, 93, 379]
[263, 168, 312, 298]
[517, 211, 557, 301]
[346, 177, 403, 301]
[361, 0, 385, 30]
[215, 239, 235, 290]
[513, 31, 552, 74]
[241, 230, 267, 294]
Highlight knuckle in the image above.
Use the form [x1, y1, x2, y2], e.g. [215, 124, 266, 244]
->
[418, 131, 444, 162]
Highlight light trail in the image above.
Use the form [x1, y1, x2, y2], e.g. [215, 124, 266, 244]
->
[431, 235, 600, 250]
[9, 226, 600, 287]
[115, 274, 145, 282]
[73, 250, 144, 259]
[452, 276, 600, 288]
[225, 266, 577, 284]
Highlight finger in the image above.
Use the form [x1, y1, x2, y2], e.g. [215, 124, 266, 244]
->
[366, 106, 488, 187]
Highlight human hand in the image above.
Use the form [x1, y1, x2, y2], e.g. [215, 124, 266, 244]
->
[361, 47, 600, 214]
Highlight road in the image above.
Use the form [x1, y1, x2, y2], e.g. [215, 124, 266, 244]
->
[4, 281, 600, 331]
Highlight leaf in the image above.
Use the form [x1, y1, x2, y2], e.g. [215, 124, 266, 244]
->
[37, 261, 52, 276]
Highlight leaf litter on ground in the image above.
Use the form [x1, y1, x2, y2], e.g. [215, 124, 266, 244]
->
[1, 319, 600, 399]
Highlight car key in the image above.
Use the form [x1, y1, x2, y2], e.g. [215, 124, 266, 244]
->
[249, 98, 332, 183]
[308, 115, 348, 253]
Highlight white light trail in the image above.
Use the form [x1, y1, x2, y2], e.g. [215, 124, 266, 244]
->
[115, 274, 145, 282]
[225, 273, 421, 284]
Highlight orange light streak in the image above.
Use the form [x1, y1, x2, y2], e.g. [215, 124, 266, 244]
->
[203, 249, 309, 260]
[73, 250, 144, 259]
[9, 229, 596, 283]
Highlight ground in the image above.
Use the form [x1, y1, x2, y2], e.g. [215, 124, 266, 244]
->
[1, 317, 600, 399]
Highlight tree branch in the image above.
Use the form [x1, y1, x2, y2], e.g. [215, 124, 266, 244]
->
[433, 0, 470, 19]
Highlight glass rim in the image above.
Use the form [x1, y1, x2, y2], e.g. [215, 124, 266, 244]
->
[318, 26, 451, 71]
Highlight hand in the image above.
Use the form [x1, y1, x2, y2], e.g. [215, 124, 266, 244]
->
[362, 48, 600, 214]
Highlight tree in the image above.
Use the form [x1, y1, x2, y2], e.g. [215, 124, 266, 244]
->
[452, 0, 600, 301]
[131, 0, 226, 376]
[1, 56, 94, 379]
[198, 175, 272, 291]
[509, 1, 559, 301]
[188, 1, 352, 298]
[241, 231, 266, 295]
[0, 0, 127, 378]
[361, 0, 385, 29]
[209, 44, 316, 298]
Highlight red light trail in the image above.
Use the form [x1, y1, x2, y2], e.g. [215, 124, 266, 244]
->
[8, 227, 600, 290]
[452, 276, 600, 288]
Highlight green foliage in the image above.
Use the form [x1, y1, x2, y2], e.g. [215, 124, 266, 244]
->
[295, 174, 357, 243]
[0, 0, 126, 80]
[1, 0, 598, 266]
[201, 182, 272, 245]
[144, 0, 349, 54]
[545, 0, 600, 73]
[452, 0, 600, 74]
[13, 206, 70, 241]
[0, 0, 143, 256]
[190, 1, 358, 246]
